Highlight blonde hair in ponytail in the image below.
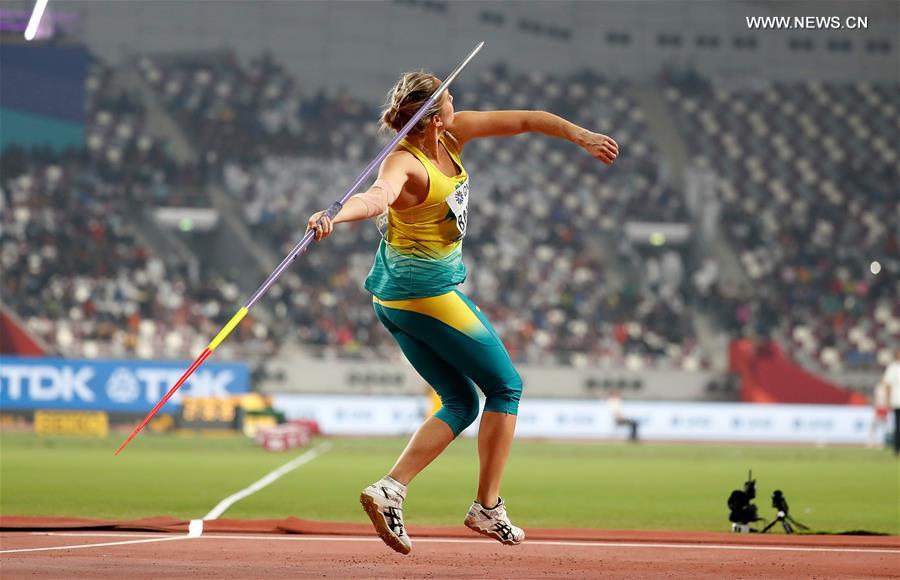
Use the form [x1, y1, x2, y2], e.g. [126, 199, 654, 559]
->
[380, 70, 459, 150]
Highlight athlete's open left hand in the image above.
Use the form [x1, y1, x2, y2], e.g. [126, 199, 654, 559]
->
[580, 132, 619, 165]
[306, 210, 333, 241]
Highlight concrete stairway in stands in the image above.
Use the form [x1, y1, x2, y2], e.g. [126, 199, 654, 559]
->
[112, 63, 282, 314]
[114, 66, 197, 165]
[633, 84, 730, 367]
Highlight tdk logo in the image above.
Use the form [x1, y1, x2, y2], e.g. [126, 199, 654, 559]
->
[0, 364, 236, 404]
[99, 367, 237, 403]
[0, 365, 95, 402]
[106, 368, 142, 403]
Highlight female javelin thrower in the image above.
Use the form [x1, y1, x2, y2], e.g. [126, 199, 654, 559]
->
[306, 72, 618, 554]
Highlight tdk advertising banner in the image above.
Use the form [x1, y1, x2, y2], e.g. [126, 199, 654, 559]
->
[0, 357, 250, 412]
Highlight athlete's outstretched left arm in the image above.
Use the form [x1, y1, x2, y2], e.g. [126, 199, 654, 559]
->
[449, 110, 618, 165]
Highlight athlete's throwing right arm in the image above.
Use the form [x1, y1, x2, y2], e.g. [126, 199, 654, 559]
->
[449, 110, 618, 165]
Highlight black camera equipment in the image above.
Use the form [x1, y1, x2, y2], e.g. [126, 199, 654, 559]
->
[727, 470, 763, 532]
[761, 490, 809, 534]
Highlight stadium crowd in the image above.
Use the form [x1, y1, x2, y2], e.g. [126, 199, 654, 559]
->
[666, 79, 899, 371]
[1, 65, 269, 360]
[86, 64, 206, 207]
[214, 61, 701, 368]
[6, 50, 895, 375]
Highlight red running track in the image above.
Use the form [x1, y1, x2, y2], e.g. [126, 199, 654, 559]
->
[1, 521, 897, 579]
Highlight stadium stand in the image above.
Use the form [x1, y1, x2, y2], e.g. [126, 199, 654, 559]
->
[666, 78, 899, 372]
[86, 63, 206, 207]
[0, 64, 268, 360]
[6, 47, 894, 381]
[211, 60, 702, 368]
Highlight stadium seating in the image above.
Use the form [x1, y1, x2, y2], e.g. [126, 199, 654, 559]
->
[0, 65, 264, 360]
[214, 61, 701, 368]
[87, 64, 206, 207]
[666, 79, 899, 371]
[10, 49, 892, 375]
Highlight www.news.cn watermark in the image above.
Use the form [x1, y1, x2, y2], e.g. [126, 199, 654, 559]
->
[746, 16, 869, 30]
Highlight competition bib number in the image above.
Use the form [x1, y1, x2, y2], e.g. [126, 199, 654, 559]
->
[445, 180, 469, 239]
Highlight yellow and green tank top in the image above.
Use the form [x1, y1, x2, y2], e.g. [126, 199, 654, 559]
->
[364, 134, 470, 300]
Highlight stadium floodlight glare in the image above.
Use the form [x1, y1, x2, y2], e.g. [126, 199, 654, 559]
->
[24, 0, 49, 41]
[114, 42, 485, 456]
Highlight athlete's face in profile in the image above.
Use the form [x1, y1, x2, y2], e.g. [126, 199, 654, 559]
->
[440, 90, 455, 125]
[432, 78, 455, 129]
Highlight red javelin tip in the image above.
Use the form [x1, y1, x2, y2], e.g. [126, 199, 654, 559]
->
[114, 347, 213, 456]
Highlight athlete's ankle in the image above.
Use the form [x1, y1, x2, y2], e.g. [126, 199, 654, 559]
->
[476, 496, 500, 510]
[384, 474, 409, 490]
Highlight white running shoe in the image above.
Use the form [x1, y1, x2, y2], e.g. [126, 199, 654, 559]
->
[359, 477, 412, 555]
[464, 497, 526, 545]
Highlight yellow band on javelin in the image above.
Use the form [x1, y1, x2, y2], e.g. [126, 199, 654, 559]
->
[207, 307, 249, 351]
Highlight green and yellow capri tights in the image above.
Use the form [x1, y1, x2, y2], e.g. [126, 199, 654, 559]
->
[373, 290, 522, 437]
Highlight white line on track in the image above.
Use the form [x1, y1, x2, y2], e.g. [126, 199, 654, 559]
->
[1, 535, 191, 554]
[4, 442, 336, 552]
[202, 443, 331, 521]
[18, 532, 900, 555]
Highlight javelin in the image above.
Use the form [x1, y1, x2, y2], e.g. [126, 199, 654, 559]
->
[114, 42, 485, 455]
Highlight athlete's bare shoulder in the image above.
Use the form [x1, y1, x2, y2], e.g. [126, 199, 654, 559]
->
[385, 148, 417, 167]
[383, 148, 427, 183]
[380, 148, 428, 208]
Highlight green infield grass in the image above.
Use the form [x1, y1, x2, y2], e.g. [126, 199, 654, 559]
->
[1, 432, 897, 534]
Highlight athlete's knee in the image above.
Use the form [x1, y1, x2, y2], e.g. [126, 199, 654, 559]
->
[435, 390, 480, 437]
[450, 391, 481, 434]
[483, 370, 522, 415]
[461, 399, 480, 430]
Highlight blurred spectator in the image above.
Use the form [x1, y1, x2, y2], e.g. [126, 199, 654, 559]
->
[870, 373, 890, 449]
[879, 349, 900, 455]
[608, 389, 639, 442]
